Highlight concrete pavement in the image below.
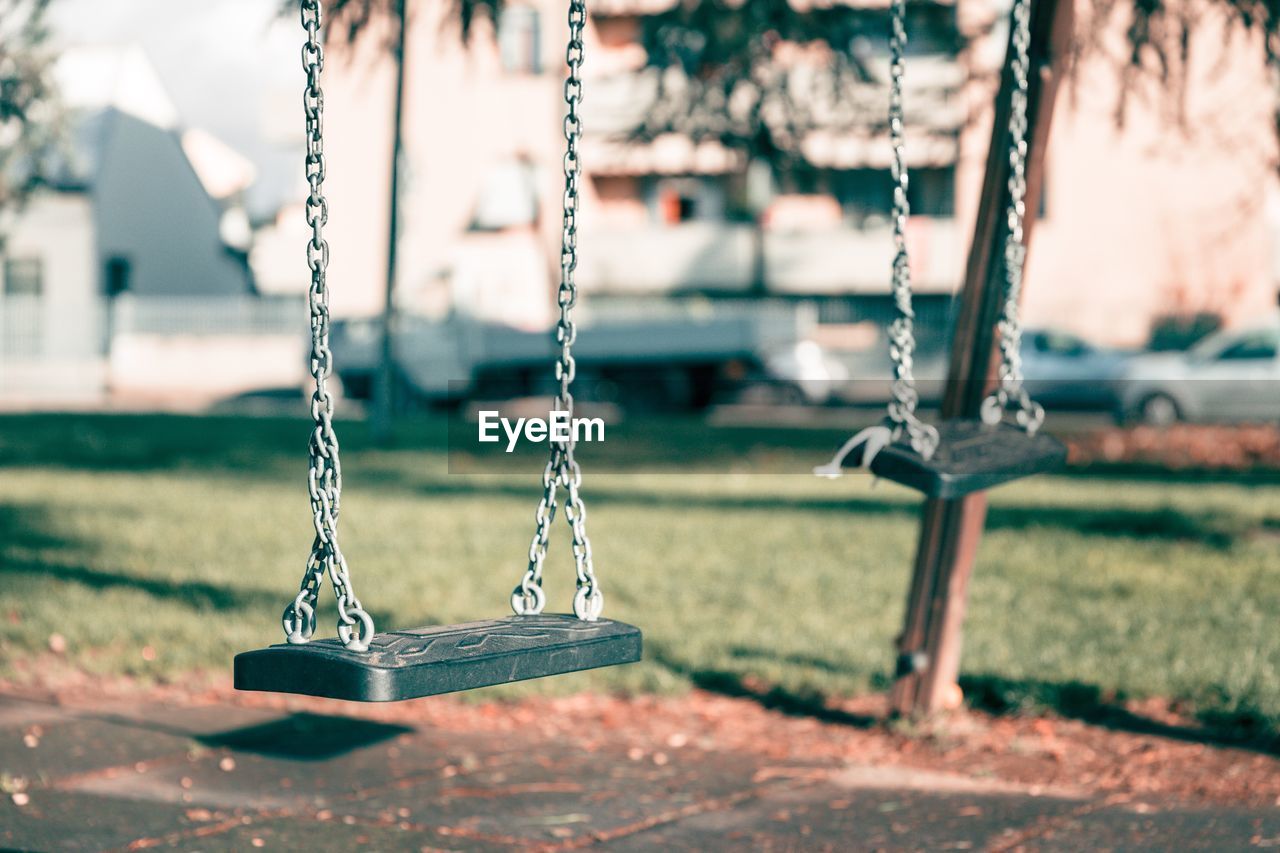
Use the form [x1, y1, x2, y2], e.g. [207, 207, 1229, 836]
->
[1, 692, 1276, 851]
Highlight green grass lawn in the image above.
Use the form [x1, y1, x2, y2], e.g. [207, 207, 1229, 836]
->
[0, 413, 1277, 743]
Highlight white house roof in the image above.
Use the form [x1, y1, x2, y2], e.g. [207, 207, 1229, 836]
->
[181, 128, 257, 201]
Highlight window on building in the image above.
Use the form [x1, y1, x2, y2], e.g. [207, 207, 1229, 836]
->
[105, 256, 132, 298]
[908, 167, 955, 218]
[831, 166, 955, 223]
[647, 176, 728, 224]
[833, 170, 892, 225]
[470, 158, 540, 231]
[777, 166, 826, 196]
[3, 258, 43, 296]
[905, 4, 961, 55]
[846, 5, 959, 59]
[498, 6, 541, 74]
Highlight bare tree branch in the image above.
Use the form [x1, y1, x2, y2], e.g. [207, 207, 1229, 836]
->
[285, 0, 1279, 176]
[1083, 0, 1278, 146]
[622, 1, 971, 182]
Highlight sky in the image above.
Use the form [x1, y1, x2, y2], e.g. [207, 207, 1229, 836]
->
[48, 0, 305, 217]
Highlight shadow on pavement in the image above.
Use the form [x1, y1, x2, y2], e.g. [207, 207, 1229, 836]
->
[960, 673, 1280, 758]
[649, 639, 1280, 758]
[647, 644, 881, 729]
[197, 712, 414, 760]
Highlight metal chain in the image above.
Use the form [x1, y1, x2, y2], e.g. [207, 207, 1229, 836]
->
[981, 0, 1045, 435]
[512, 0, 603, 622]
[281, 0, 375, 652]
[885, 0, 940, 459]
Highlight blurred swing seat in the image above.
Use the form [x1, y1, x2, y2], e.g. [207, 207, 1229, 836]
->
[844, 420, 1067, 499]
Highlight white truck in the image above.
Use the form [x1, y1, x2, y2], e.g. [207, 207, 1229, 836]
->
[330, 301, 816, 412]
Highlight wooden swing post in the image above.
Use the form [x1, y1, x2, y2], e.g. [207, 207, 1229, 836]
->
[890, 0, 1075, 717]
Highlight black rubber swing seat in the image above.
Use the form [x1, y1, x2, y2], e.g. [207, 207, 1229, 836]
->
[844, 420, 1067, 499]
[234, 614, 642, 702]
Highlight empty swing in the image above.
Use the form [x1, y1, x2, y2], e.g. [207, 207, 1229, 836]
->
[815, 0, 1066, 499]
[234, 0, 641, 703]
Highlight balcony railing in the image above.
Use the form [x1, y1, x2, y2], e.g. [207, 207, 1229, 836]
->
[576, 220, 963, 295]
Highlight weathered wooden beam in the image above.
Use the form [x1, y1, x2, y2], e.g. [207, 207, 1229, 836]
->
[890, 0, 1076, 717]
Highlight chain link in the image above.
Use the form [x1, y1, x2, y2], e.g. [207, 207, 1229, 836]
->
[512, 0, 603, 622]
[884, 0, 940, 459]
[981, 0, 1045, 435]
[281, 0, 375, 653]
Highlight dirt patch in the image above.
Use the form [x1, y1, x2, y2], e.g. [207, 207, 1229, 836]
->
[1069, 424, 1280, 471]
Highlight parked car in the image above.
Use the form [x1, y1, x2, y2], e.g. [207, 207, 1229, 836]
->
[1021, 328, 1132, 411]
[762, 327, 1130, 410]
[1120, 322, 1280, 424]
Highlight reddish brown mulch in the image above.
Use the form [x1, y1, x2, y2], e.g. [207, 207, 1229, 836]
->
[1067, 424, 1280, 470]
[11, 670, 1279, 812]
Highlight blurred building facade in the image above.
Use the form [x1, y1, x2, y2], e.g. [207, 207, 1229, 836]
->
[0, 47, 302, 405]
[295, 0, 1278, 348]
[4, 0, 1277, 406]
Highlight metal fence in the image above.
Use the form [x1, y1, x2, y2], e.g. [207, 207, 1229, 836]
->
[0, 294, 42, 360]
[0, 294, 307, 366]
[110, 295, 307, 337]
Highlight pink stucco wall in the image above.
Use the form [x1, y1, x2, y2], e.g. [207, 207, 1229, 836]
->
[317, 0, 1280, 346]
